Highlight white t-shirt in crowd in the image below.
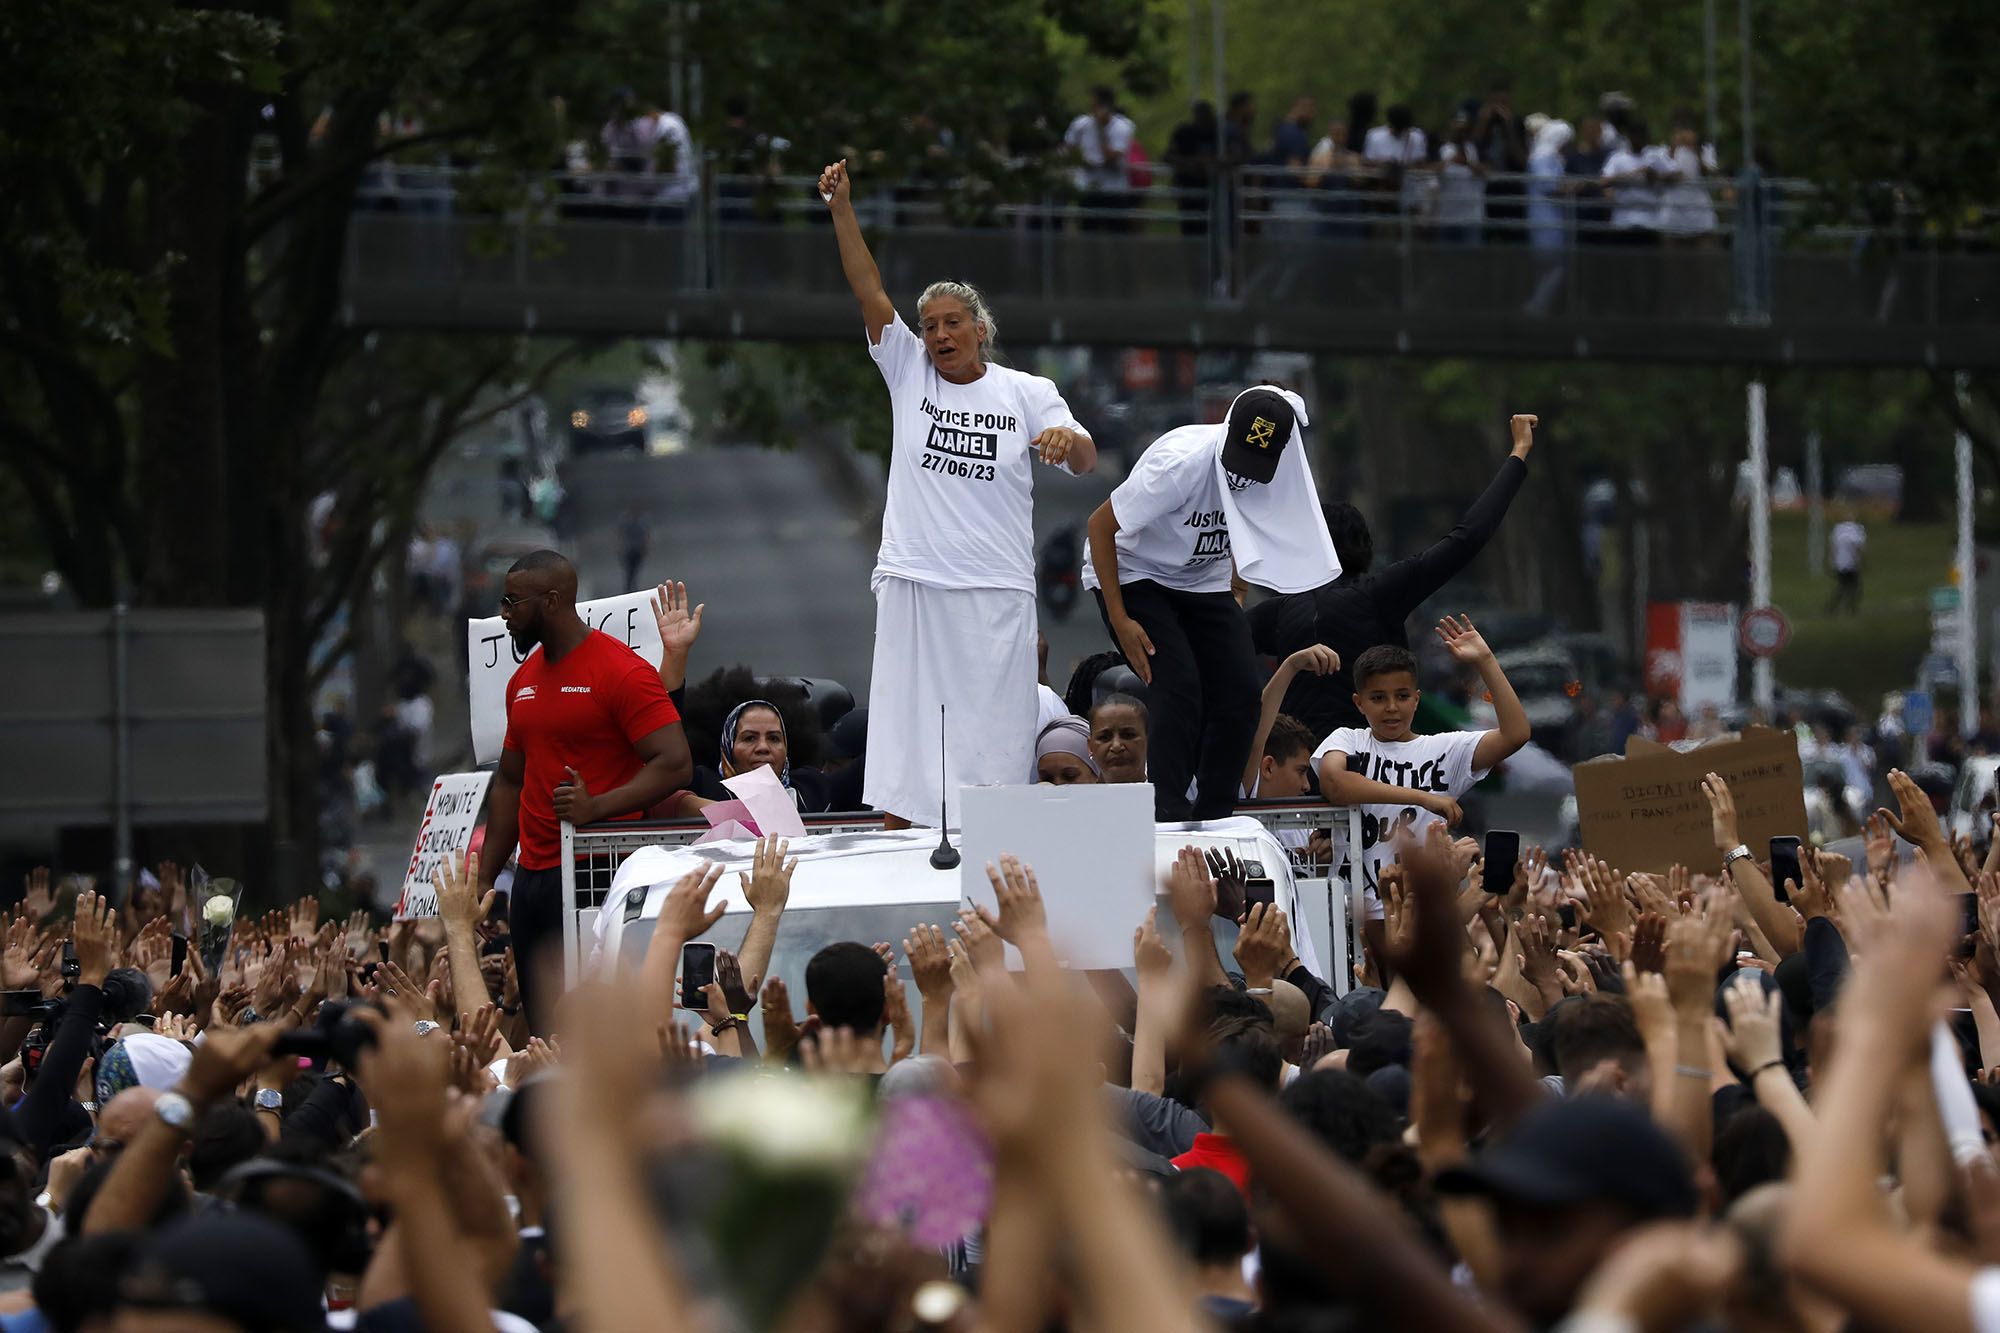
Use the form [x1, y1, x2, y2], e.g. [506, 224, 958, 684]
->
[1312, 727, 1490, 900]
[1656, 144, 1718, 236]
[1065, 113, 1136, 193]
[1081, 425, 1232, 595]
[1036, 684, 1069, 733]
[1831, 519, 1867, 573]
[1435, 143, 1485, 226]
[1363, 126, 1429, 165]
[870, 316, 1085, 594]
[652, 112, 699, 204]
[1602, 147, 1659, 229]
[395, 694, 435, 766]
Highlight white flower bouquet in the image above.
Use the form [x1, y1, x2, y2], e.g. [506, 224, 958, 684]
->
[688, 1072, 875, 1332]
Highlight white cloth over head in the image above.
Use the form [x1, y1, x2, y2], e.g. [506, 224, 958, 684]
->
[1213, 386, 1341, 594]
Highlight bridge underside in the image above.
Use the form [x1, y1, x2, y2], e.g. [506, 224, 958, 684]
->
[341, 213, 2000, 368]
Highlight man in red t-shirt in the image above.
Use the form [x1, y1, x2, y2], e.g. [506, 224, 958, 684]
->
[1171, 1016, 1284, 1199]
[477, 550, 691, 1029]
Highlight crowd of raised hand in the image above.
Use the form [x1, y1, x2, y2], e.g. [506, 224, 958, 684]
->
[0, 758, 1996, 1332]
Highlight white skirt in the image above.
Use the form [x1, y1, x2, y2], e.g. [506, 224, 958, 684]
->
[864, 575, 1037, 828]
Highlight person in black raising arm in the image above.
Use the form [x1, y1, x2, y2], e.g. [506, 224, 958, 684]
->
[1248, 413, 1537, 740]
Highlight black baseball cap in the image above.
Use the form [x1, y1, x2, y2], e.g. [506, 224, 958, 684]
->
[1433, 1095, 1697, 1220]
[1220, 389, 1296, 485]
[119, 1212, 328, 1332]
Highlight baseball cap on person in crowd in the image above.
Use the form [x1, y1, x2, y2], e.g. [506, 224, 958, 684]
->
[1435, 1094, 1696, 1218]
[118, 1211, 328, 1333]
[1342, 1010, 1413, 1078]
[1434, 1096, 1697, 1323]
[1328, 987, 1385, 1049]
[1220, 388, 1296, 485]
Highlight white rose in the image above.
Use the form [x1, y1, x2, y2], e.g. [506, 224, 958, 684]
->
[202, 894, 235, 928]
[691, 1071, 873, 1172]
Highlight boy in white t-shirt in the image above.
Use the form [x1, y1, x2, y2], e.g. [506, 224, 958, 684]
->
[1312, 617, 1530, 919]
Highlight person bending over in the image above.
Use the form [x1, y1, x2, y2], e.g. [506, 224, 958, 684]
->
[1087, 387, 1339, 819]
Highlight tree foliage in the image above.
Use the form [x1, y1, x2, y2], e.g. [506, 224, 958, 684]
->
[0, 0, 1158, 888]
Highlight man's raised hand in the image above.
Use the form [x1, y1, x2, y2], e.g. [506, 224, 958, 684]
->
[657, 865, 727, 944]
[1878, 767, 1947, 851]
[652, 580, 704, 689]
[433, 850, 490, 931]
[741, 836, 796, 916]
[982, 855, 1048, 946]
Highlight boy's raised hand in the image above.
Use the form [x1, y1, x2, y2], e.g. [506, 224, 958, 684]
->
[1434, 614, 1495, 666]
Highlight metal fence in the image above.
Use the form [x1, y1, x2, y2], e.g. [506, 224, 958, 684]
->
[557, 801, 1367, 997]
[346, 164, 1799, 303]
[336, 162, 2000, 362]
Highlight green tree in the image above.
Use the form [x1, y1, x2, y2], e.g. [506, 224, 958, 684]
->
[0, 0, 1154, 892]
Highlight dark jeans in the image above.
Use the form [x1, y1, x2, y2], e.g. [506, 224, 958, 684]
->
[509, 864, 567, 1035]
[1096, 581, 1260, 821]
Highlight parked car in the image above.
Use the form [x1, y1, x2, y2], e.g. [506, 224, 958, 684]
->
[568, 385, 648, 452]
[1467, 634, 1629, 756]
[460, 526, 565, 621]
[1837, 463, 1904, 513]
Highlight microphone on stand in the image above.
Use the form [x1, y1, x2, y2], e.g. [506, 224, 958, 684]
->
[928, 704, 961, 871]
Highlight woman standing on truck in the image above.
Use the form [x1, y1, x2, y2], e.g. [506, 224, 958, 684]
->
[816, 157, 1096, 829]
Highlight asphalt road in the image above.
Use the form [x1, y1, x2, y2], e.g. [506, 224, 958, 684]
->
[559, 443, 881, 694]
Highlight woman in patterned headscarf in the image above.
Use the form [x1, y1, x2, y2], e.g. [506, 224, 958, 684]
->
[671, 700, 861, 816]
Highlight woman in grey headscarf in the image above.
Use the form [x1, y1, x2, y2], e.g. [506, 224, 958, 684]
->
[1034, 717, 1100, 786]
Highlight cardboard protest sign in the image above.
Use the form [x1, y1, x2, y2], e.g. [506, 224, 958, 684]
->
[466, 589, 661, 764]
[1572, 725, 1807, 874]
[396, 771, 494, 919]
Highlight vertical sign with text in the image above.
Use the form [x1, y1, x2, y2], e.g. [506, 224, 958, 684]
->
[396, 771, 495, 919]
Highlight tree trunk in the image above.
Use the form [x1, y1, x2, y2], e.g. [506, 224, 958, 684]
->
[137, 87, 242, 607]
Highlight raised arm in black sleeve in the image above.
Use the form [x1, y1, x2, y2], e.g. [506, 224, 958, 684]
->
[18, 984, 106, 1158]
[1803, 915, 1850, 1014]
[1247, 592, 1295, 660]
[1284, 961, 1338, 1025]
[279, 1074, 366, 1150]
[1367, 454, 1528, 621]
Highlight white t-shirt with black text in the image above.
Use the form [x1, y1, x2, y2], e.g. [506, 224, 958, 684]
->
[1082, 425, 1232, 595]
[1312, 726, 1490, 905]
[870, 317, 1084, 594]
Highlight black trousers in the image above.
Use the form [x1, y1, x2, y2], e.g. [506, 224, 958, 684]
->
[1096, 581, 1261, 821]
[509, 864, 567, 1036]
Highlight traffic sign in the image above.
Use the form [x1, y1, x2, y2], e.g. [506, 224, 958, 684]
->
[1903, 689, 1934, 740]
[1738, 606, 1791, 659]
